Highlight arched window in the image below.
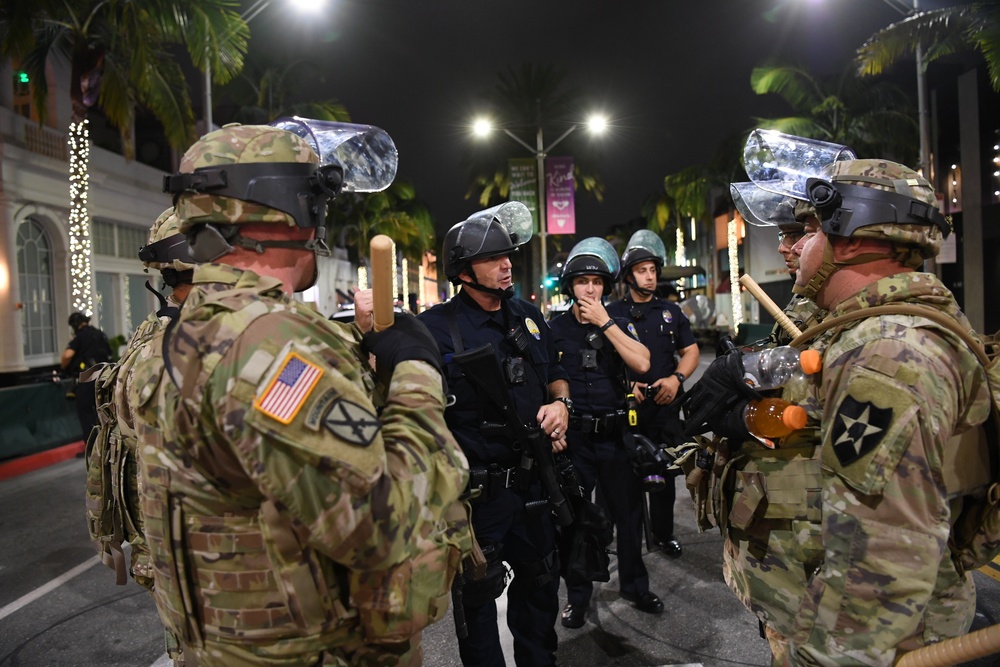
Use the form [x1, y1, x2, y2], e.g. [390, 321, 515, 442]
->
[16, 218, 57, 358]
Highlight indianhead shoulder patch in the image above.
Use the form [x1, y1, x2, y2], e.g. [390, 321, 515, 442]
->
[830, 395, 893, 466]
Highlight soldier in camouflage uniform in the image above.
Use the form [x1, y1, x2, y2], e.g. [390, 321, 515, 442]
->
[113, 208, 195, 663]
[131, 124, 471, 667]
[771, 200, 825, 345]
[688, 157, 991, 666]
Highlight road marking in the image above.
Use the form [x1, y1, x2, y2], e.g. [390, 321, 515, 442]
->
[0, 558, 100, 622]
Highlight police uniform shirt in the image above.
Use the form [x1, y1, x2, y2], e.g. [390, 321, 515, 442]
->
[606, 296, 695, 384]
[418, 289, 568, 468]
[67, 325, 113, 375]
[548, 311, 630, 415]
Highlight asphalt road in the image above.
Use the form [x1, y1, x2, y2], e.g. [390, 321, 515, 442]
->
[2, 350, 999, 666]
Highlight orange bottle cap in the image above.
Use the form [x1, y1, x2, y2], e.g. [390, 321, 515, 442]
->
[799, 349, 822, 375]
[782, 405, 808, 430]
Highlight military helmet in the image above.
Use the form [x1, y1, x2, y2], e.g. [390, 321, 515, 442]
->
[806, 158, 949, 261]
[165, 124, 340, 234]
[620, 230, 667, 277]
[561, 238, 620, 297]
[138, 208, 195, 273]
[442, 202, 534, 283]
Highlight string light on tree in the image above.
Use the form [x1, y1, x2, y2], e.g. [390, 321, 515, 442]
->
[728, 217, 742, 330]
[357, 266, 368, 291]
[68, 119, 93, 315]
[401, 257, 408, 308]
[675, 226, 686, 291]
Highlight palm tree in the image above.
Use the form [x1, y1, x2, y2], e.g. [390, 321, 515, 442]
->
[857, 3, 1000, 92]
[0, 0, 248, 314]
[222, 55, 350, 125]
[328, 179, 436, 268]
[750, 61, 918, 164]
[464, 63, 605, 208]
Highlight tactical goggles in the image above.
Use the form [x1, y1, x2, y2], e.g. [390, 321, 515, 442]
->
[163, 162, 344, 229]
[805, 178, 951, 238]
[138, 233, 192, 264]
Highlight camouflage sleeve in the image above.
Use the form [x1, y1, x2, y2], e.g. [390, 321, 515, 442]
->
[212, 314, 469, 572]
[788, 333, 966, 665]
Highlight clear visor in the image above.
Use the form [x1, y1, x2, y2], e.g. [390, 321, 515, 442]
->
[730, 182, 799, 227]
[743, 129, 856, 200]
[566, 237, 620, 276]
[625, 229, 667, 263]
[269, 117, 398, 192]
[466, 201, 534, 247]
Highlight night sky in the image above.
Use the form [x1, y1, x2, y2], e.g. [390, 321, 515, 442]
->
[242, 0, 962, 239]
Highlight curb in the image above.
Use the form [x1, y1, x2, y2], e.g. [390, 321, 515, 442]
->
[0, 441, 86, 481]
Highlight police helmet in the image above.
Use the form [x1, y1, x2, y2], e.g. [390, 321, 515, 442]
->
[442, 202, 534, 283]
[620, 230, 667, 278]
[805, 159, 949, 263]
[560, 238, 620, 297]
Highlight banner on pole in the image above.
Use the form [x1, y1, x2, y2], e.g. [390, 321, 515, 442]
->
[508, 158, 539, 232]
[546, 156, 575, 235]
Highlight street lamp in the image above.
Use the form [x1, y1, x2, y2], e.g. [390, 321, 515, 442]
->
[472, 114, 608, 308]
[202, 0, 328, 133]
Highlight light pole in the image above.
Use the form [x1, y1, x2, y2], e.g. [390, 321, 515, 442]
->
[879, 0, 930, 180]
[472, 114, 607, 308]
[202, 0, 327, 134]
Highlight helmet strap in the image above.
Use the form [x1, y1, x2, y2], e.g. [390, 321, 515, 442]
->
[625, 274, 656, 298]
[460, 265, 514, 299]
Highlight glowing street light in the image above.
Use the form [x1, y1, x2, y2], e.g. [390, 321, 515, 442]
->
[471, 113, 609, 307]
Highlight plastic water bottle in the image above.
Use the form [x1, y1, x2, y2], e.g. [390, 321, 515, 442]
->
[743, 398, 808, 439]
[741, 346, 822, 390]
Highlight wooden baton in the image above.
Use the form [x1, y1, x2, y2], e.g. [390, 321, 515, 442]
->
[738, 274, 802, 339]
[369, 235, 396, 332]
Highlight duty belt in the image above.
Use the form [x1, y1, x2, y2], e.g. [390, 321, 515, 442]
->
[568, 411, 623, 435]
[465, 464, 523, 503]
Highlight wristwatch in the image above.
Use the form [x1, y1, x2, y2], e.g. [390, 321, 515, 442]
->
[554, 396, 574, 413]
[674, 372, 686, 384]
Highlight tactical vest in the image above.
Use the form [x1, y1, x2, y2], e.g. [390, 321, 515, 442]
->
[134, 291, 360, 652]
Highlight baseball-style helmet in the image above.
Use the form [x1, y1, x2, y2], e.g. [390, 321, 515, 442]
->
[620, 230, 667, 277]
[560, 238, 620, 297]
[806, 158, 949, 262]
[442, 202, 534, 283]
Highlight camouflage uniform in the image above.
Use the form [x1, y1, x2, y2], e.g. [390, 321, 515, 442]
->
[770, 295, 825, 347]
[132, 124, 471, 666]
[783, 272, 989, 666]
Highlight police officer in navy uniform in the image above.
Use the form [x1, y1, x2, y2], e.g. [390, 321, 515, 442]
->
[62, 311, 113, 445]
[418, 202, 570, 667]
[549, 238, 664, 628]
[606, 230, 699, 556]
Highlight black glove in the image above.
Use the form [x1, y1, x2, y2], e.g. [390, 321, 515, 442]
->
[681, 349, 761, 437]
[711, 400, 753, 441]
[361, 312, 444, 386]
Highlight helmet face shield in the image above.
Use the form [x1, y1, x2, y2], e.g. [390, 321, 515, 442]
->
[730, 182, 799, 227]
[269, 117, 397, 193]
[562, 237, 619, 296]
[743, 129, 856, 200]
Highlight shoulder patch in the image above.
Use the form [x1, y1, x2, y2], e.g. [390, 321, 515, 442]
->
[323, 399, 382, 446]
[254, 352, 323, 424]
[525, 317, 542, 340]
[830, 395, 893, 466]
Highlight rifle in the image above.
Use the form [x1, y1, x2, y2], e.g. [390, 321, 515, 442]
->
[452, 343, 574, 527]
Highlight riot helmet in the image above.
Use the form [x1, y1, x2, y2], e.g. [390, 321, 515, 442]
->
[560, 237, 619, 298]
[620, 230, 667, 296]
[138, 208, 196, 287]
[442, 202, 533, 298]
[163, 120, 396, 264]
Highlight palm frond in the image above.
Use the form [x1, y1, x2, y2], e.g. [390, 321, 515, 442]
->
[856, 5, 981, 76]
[750, 64, 823, 112]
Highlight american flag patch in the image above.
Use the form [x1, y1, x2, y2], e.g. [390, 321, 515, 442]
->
[254, 352, 323, 424]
